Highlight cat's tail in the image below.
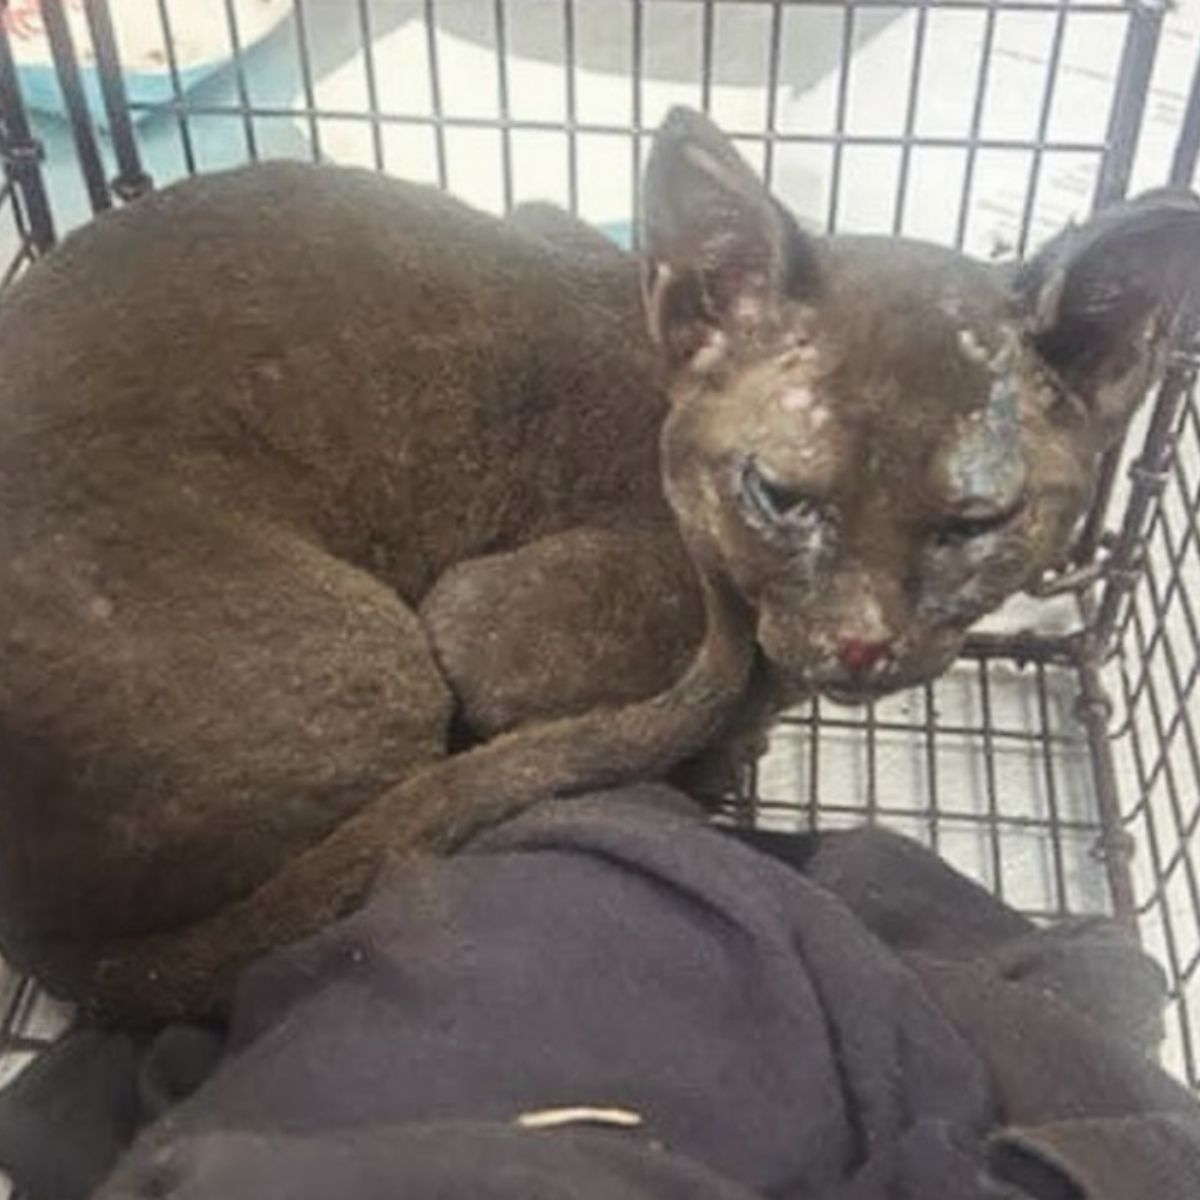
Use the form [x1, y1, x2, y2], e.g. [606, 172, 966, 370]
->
[84, 572, 756, 1025]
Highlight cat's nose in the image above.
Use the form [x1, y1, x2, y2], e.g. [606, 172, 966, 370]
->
[837, 638, 889, 674]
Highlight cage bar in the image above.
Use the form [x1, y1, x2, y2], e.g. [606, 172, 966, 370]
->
[1014, 0, 1070, 257]
[562, 0, 579, 213]
[0, 12, 54, 252]
[216, 0, 258, 163]
[892, 0, 929, 236]
[1074, 0, 1167, 563]
[153, 0, 197, 175]
[81, 0, 151, 198]
[40, 0, 110, 213]
[954, 0, 1000, 249]
[354, 0, 385, 172]
[1170, 44, 1200, 187]
[424, 0, 449, 190]
[493, 0, 514, 213]
[826, 3, 855, 232]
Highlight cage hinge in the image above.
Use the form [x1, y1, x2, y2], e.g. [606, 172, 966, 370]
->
[1068, 629, 1113, 672]
[1074, 685, 1114, 725]
[1090, 827, 1137, 867]
[0, 135, 45, 171]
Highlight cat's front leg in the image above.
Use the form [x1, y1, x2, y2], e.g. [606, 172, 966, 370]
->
[420, 524, 703, 743]
[667, 661, 790, 806]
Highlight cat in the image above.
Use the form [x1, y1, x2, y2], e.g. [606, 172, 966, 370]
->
[0, 107, 1196, 1020]
[0, 127, 737, 1020]
[637, 111, 1200, 711]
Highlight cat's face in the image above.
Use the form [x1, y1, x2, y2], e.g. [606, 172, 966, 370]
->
[643, 108, 1200, 704]
[657, 243, 1090, 702]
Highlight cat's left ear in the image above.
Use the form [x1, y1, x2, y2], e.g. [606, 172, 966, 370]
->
[640, 107, 821, 374]
[1014, 190, 1200, 440]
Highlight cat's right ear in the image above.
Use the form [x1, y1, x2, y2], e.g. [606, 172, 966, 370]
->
[641, 107, 820, 373]
[1015, 189, 1200, 443]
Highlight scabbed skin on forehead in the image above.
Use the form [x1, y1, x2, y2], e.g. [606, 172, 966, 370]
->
[662, 236, 1046, 551]
[760, 238, 1027, 508]
[644, 106, 1200, 704]
[659, 278, 1051, 702]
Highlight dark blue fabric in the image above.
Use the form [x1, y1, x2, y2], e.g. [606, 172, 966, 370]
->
[3, 785, 1196, 1199]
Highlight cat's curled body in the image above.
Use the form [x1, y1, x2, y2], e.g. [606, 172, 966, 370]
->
[2, 108, 1198, 1020]
[0, 164, 703, 1001]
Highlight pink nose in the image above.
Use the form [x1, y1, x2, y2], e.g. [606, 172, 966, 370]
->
[837, 638, 889, 674]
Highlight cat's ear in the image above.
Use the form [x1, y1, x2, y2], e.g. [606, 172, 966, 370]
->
[1015, 189, 1200, 439]
[641, 106, 821, 373]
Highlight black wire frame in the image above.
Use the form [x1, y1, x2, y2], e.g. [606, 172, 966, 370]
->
[0, 4, 54, 273]
[0, 0, 1196, 1093]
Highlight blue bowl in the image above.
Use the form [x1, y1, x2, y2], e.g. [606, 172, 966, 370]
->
[17, 58, 220, 128]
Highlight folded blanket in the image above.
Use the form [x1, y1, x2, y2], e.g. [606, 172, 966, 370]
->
[1, 784, 1195, 1198]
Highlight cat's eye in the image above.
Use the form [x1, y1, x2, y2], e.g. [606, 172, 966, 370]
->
[740, 459, 818, 525]
[934, 500, 1026, 546]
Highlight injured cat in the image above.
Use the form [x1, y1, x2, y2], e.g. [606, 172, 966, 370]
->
[0, 108, 1197, 1022]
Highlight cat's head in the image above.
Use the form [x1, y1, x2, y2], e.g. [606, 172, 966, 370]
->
[642, 107, 1200, 705]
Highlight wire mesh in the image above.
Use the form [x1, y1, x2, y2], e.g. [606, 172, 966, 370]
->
[740, 650, 1111, 921]
[0, 2, 1198, 1142]
[0, 174, 33, 288]
[1110, 356, 1200, 1088]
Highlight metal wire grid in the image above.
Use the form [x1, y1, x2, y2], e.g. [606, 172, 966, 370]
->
[12, 2, 1167, 232]
[0, 0, 1196, 1114]
[744, 653, 1110, 919]
[0, 1, 53, 286]
[0, 175, 30, 288]
[1110, 364, 1200, 1087]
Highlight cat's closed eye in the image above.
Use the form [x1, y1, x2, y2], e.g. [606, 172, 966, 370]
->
[739, 459, 821, 526]
[932, 499, 1027, 547]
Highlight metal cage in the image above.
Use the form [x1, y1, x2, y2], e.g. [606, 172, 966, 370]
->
[0, 0, 1198, 1127]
